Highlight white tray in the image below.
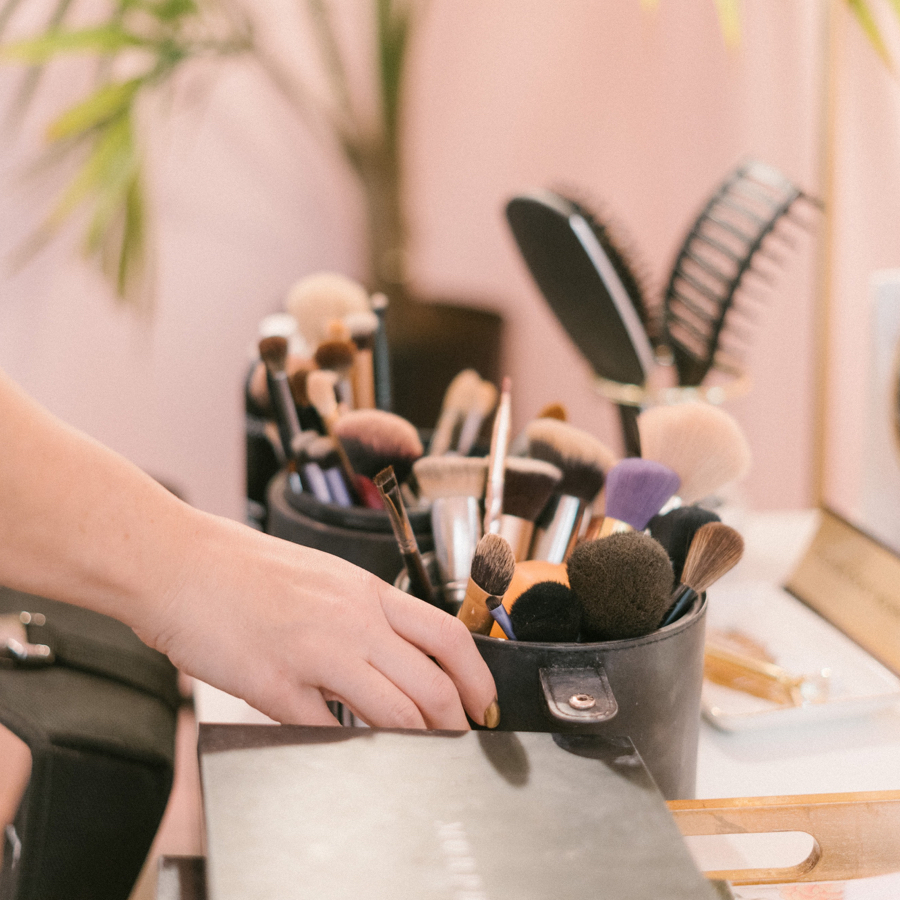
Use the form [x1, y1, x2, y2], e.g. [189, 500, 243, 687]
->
[701, 581, 900, 732]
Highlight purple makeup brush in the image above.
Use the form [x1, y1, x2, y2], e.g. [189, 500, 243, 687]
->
[596, 458, 681, 538]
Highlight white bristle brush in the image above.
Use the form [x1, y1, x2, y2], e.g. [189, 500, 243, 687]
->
[286, 272, 370, 351]
[637, 402, 752, 505]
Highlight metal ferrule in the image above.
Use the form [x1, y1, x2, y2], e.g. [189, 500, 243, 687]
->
[497, 514, 535, 563]
[430, 496, 482, 612]
[529, 495, 587, 563]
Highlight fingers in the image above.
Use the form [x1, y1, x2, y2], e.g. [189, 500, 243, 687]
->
[323, 659, 429, 730]
[377, 583, 498, 728]
[258, 683, 341, 727]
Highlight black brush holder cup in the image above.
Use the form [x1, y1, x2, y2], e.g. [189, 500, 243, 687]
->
[266, 471, 434, 585]
[470, 598, 707, 801]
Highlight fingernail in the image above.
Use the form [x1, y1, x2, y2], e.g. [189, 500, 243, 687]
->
[484, 699, 500, 729]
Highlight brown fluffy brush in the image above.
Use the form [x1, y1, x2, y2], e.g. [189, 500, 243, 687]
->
[332, 409, 423, 483]
[659, 522, 744, 627]
[567, 532, 675, 641]
[457, 533, 517, 635]
[637, 402, 752, 505]
[526, 418, 619, 563]
[315, 334, 357, 408]
[497, 457, 563, 561]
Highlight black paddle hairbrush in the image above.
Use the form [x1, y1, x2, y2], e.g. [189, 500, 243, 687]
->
[506, 190, 656, 458]
[662, 159, 819, 387]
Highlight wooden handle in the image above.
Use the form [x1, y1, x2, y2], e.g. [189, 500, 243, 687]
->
[668, 790, 900, 884]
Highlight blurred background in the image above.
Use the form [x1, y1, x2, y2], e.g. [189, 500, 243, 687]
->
[0, 0, 896, 522]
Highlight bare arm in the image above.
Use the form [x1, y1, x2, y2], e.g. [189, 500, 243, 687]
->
[0, 369, 497, 729]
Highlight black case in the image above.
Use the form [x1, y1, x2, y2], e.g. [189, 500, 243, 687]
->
[0, 587, 179, 900]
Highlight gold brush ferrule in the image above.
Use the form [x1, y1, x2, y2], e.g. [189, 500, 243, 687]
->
[595, 516, 634, 540]
[456, 580, 497, 635]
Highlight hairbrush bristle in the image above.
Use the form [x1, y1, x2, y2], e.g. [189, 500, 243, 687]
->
[306, 369, 340, 419]
[314, 340, 356, 372]
[648, 505, 721, 582]
[526, 418, 617, 502]
[603, 458, 681, 531]
[509, 580, 581, 642]
[501, 457, 563, 522]
[681, 522, 744, 592]
[258, 335, 288, 372]
[412, 455, 488, 500]
[333, 409, 423, 481]
[469, 533, 516, 597]
[286, 272, 370, 348]
[637, 403, 752, 504]
[566, 532, 674, 641]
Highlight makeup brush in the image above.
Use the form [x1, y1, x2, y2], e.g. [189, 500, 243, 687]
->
[526, 418, 618, 563]
[648, 505, 722, 582]
[455, 379, 499, 456]
[637, 402, 752, 505]
[508, 402, 568, 456]
[659, 522, 744, 627]
[258, 336, 304, 462]
[508, 581, 582, 643]
[488, 559, 569, 638]
[497, 457, 563, 561]
[486, 595, 517, 641]
[483, 376, 512, 534]
[344, 309, 379, 410]
[286, 271, 371, 351]
[315, 330, 357, 408]
[294, 431, 333, 503]
[375, 466, 437, 607]
[305, 435, 354, 507]
[288, 367, 325, 433]
[457, 533, 517, 635]
[332, 409, 423, 485]
[306, 368, 360, 504]
[567, 532, 675, 641]
[428, 369, 482, 456]
[412, 455, 488, 612]
[370, 292, 392, 411]
[593, 458, 681, 538]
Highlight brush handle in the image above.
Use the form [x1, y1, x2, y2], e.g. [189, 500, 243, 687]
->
[456, 581, 495, 635]
[659, 585, 698, 628]
[371, 293, 392, 412]
[430, 496, 481, 613]
[322, 467, 353, 507]
[401, 551, 437, 606]
[617, 403, 642, 458]
[488, 603, 517, 641]
[496, 514, 535, 563]
[483, 377, 512, 534]
[266, 370, 303, 461]
[301, 462, 333, 504]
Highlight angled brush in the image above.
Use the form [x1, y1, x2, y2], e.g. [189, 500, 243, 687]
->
[637, 402, 752, 505]
[457, 533, 517, 635]
[595, 458, 681, 538]
[659, 522, 744, 627]
[526, 418, 618, 563]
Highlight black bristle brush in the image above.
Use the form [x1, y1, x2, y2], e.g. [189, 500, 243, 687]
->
[659, 522, 745, 627]
[594, 457, 681, 538]
[497, 457, 563, 561]
[508, 581, 582, 643]
[457, 533, 517, 635]
[526, 418, 618, 563]
[648, 505, 722, 582]
[333, 409, 424, 484]
[566, 532, 674, 641]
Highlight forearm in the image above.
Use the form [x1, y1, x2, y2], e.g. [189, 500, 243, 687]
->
[0, 368, 197, 635]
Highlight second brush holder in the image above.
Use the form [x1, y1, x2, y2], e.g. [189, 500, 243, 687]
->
[266, 470, 434, 585]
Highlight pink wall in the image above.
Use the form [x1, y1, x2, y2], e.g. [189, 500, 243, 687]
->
[0, 1, 853, 520]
